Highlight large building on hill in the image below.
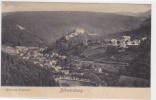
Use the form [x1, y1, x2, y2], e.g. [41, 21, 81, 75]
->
[75, 28, 84, 34]
[65, 28, 85, 40]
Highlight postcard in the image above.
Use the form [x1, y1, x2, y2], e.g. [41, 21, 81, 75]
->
[1, 1, 151, 99]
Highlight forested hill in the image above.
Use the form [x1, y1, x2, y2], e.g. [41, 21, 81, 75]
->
[123, 16, 151, 40]
[1, 52, 58, 86]
[2, 11, 143, 47]
[105, 16, 151, 40]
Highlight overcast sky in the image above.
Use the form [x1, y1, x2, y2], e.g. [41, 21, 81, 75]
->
[2, 1, 151, 13]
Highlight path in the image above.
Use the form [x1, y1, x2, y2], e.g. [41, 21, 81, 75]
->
[58, 79, 96, 87]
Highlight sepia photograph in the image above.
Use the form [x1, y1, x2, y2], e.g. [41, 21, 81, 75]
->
[1, 1, 151, 88]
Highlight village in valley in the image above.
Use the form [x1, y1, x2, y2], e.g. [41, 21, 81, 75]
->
[2, 28, 149, 86]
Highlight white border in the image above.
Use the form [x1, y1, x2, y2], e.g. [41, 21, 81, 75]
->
[151, 1, 156, 100]
[0, 0, 152, 4]
[0, 0, 155, 100]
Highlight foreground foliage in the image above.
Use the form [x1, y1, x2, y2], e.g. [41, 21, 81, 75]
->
[1, 52, 58, 86]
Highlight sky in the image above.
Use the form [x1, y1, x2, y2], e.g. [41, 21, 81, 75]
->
[2, 1, 151, 13]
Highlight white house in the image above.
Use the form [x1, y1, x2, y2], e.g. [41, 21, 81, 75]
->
[60, 70, 69, 74]
[65, 35, 69, 40]
[52, 60, 57, 65]
[55, 66, 62, 71]
[122, 36, 131, 41]
[142, 37, 147, 41]
[119, 40, 127, 48]
[33, 61, 38, 64]
[69, 34, 74, 38]
[95, 67, 102, 73]
[132, 39, 140, 45]
[111, 39, 118, 46]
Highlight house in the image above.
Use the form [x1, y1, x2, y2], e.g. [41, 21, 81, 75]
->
[33, 61, 38, 64]
[16, 50, 20, 54]
[60, 70, 69, 74]
[52, 60, 57, 65]
[131, 39, 140, 45]
[55, 53, 59, 57]
[59, 55, 62, 58]
[119, 40, 127, 48]
[51, 55, 53, 58]
[69, 34, 74, 38]
[111, 39, 118, 46]
[142, 37, 147, 41]
[126, 41, 133, 45]
[65, 35, 69, 40]
[77, 66, 81, 69]
[45, 54, 49, 57]
[78, 73, 84, 75]
[39, 48, 45, 52]
[26, 57, 29, 60]
[39, 64, 43, 67]
[83, 41, 88, 46]
[20, 53, 24, 56]
[122, 36, 131, 41]
[111, 39, 117, 43]
[49, 62, 53, 65]
[55, 66, 62, 71]
[62, 56, 66, 59]
[74, 33, 78, 36]
[95, 68, 103, 73]
[71, 33, 75, 35]
[33, 51, 38, 57]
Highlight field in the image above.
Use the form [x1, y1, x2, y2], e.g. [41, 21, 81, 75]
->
[83, 46, 136, 63]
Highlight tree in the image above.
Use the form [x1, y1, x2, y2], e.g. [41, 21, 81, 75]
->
[117, 40, 120, 45]
[89, 73, 101, 86]
[106, 46, 119, 54]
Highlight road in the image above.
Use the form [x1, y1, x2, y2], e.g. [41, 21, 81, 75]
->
[57, 76, 96, 87]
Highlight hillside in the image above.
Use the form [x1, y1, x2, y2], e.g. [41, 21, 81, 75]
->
[2, 17, 47, 47]
[43, 32, 90, 56]
[1, 52, 58, 86]
[103, 16, 151, 40]
[2, 11, 143, 46]
[123, 16, 151, 40]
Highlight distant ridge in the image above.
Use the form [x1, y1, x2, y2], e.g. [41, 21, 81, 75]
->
[116, 10, 151, 17]
[2, 11, 143, 47]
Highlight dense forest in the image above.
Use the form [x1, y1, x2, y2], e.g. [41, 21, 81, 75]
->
[1, 52, 58, 86]
[119, 17, 151, 80]
[124, 16, 151, 40]
[120, 38, 151, 80]
[128, 17, 150, 80]
[2, 20, 47, 47]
